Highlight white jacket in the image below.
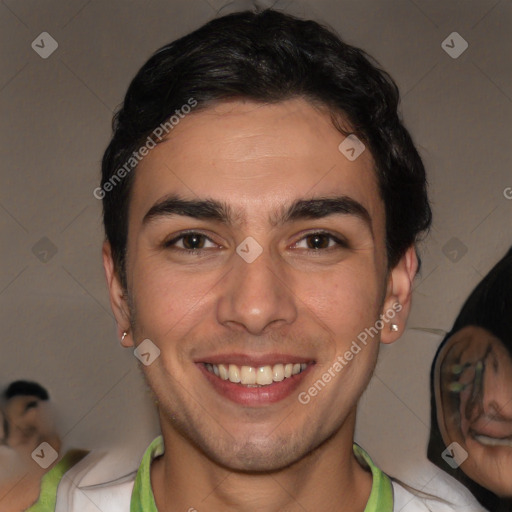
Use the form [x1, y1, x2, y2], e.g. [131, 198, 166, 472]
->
[55, 447, 488, 512]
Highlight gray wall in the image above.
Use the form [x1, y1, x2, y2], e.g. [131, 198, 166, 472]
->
[1, 0, 511, 486]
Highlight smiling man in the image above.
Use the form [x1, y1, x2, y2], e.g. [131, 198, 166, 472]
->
[79, 8, 487, 512]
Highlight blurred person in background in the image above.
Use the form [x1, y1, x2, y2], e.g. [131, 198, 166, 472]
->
[0, 381, 88, 512]
[429, 247, 512, 512]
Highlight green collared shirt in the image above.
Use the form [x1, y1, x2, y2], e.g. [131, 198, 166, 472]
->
[25, 449, 89, 512]
[130, 436, 393, 512]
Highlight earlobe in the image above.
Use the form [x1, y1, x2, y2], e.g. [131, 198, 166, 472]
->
[102, 241, 133, 346]
[380, 245, 418, 344]
[120, 330, 132, 348]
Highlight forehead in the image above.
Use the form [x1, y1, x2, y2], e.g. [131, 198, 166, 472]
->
[445, 325, 498, 346]
[437, 325, 507, 365]
[130, 98, 383, 231]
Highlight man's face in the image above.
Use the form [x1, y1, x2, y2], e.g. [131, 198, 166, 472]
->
[3, 395, 56, 458]
[106, 98, 408, 471]
[435, 325, 512, 496]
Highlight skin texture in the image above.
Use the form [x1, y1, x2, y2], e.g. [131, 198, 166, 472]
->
[104, 98, 418, 512]
[435, 325, 512, 497]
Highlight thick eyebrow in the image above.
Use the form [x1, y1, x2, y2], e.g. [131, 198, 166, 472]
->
[282, 196, 372, 234]
[143, 194, 373, 234]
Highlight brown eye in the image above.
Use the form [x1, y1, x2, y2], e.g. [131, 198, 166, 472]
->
[293, 231, 348, 251]
[306, 233, 331, 249]
[181, 233, 206, 250]
[164, 232, 217, 251]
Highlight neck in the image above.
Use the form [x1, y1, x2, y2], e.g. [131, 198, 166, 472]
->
[151, 409, 372, 512]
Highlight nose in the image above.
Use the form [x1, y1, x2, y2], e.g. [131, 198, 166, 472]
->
[216, 246, 297, 335]
[481, 360, 512, 420]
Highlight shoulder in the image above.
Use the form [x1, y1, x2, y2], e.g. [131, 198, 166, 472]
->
[55, 447, 139, 512]
[391, 476, 489, 512]
[353, 443, 487, 512]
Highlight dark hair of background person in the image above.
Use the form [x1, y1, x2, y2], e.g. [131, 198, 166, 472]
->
[100, 8, 432, 288]
[428, 246, 512, 512]
[4, 380, 49, 401]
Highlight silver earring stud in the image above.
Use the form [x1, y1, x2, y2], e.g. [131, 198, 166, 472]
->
[121, 331, 128, 341]
[390, 324, 399, 332]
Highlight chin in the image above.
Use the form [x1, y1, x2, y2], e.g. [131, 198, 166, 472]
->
[203, 436, 309, 473]
[213, 451, 297, 473]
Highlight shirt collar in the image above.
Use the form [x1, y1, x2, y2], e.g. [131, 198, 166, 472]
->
[25, 449, 89, 512]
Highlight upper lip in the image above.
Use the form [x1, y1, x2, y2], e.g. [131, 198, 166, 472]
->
[468, 414, 512, 440]
[195, 353, 315, 367]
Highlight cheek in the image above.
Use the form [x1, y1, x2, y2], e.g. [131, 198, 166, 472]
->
[130, 254, 383, 328]
[497, 362, 512, 393]
[298, 264, 383, 341]
[129, 258, 220, 339]
[462, 449, 512, 497]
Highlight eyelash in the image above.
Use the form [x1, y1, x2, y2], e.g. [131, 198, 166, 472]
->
[163, 230, 348, 254]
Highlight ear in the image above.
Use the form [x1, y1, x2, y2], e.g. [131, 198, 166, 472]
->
[380, 245, 418, 344]
[102, 241, 133, 347]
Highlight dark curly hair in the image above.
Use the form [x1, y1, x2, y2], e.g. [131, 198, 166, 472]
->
[4, 380, 49, 401]
[100, 8, 432, 287]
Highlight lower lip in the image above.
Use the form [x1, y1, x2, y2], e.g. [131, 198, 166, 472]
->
[197, 363, 312, 406]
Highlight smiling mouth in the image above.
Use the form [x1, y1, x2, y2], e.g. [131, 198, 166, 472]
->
[473, 434, 512, 447]
[203, 362, 309, 387]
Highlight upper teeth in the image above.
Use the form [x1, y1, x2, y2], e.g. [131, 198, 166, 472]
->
[474, 434, 512, 447]
[205, 363, 307, 386]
